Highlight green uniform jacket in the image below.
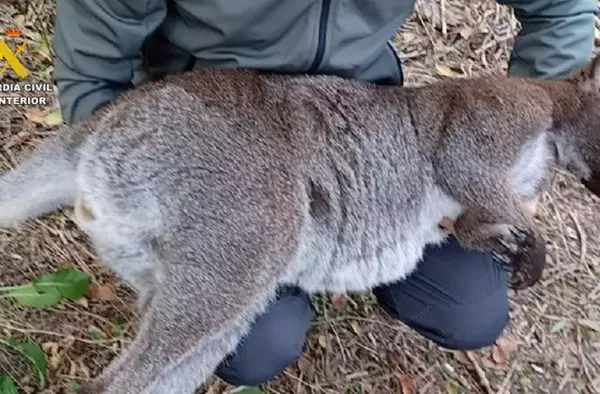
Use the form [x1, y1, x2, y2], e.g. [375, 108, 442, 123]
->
[52, 0, 597, 125]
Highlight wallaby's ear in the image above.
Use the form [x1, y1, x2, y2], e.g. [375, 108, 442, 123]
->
[573, 53, 600, 92]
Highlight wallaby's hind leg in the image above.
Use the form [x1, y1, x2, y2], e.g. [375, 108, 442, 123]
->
[74, 192, 157, 310]
[75, 240, 285, 394]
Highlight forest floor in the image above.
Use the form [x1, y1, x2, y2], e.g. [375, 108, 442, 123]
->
[1, 0, 599, 393]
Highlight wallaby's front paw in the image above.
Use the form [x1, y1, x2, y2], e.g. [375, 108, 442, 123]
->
[491, 226, 547, 290]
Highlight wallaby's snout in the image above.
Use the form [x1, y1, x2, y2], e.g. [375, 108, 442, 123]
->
[565, 54, 600, 199]
[583, 173, 600, 197]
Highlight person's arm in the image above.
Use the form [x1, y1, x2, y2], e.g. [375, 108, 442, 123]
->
[497, 0, 597, 79]
[52, 0, 167, 125]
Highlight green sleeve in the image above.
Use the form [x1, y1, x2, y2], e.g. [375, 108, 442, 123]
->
[52, 0, 167, 125]
[497, 0, 597, 79]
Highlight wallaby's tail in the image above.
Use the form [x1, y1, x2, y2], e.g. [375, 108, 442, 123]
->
[0, 126, 83, 228]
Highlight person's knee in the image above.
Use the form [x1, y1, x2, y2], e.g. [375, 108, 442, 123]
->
[215, 286, 314, 386]
[377, 282, 509, 350]
[434, 299, 509, 350]
[374, 236, 510, 351]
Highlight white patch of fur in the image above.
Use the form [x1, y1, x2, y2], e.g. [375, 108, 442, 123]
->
[282, 186, 464, 293]
[509, 132, 552, 197]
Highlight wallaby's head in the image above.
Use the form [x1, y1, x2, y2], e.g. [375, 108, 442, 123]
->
[564, 53, 600, 197]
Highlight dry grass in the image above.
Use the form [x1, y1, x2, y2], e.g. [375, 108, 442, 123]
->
[1, 0, 600, 393]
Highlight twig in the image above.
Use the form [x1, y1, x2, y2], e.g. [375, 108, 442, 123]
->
[568, 211, 587, 265]
[282, 371, 328, 393]
[495, 362, 517, 394]
[466, 351, 493, 394]
[440, 0, 447, 37]
[0, 321, 130, 346]
[577, 325, 597, 393]
[568, 210, 595, 279]
[497, 305, 548, 394]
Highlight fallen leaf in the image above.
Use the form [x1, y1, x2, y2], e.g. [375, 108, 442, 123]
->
[330, 293, 346, 311]
[45, 110, 63, 126]
[0, 339, 47, 388]
[317, 335, 328, 349]
[578, 319, 600, 332]
[74, 297, 89, 308]
[452, 350, 470, 365]
[87, 283, 117, 302]
[42, 342, 61, 370]
[297, 356, 311, 375]
[481, 356, 497, 369]
[459, 26, 474, 39]
[35, 37, 51, 59]
[492, 337, 517, 366]
[530, 363, 544, 374]
[89, 328, 105, 341]
[25, 108, 64, 127]
[25, 107, 47, 124]
[398, 373, 414, 394]
[350, 321, 362, 336]
[0, 376, 18, 394]
[491, 346, 507, 365]
[551, 320, 566, 333]
[436, 64, 457, 77]
[234, 388, 268, 394]
[13, 14, 25, 25]
[568, 342, 579, 356]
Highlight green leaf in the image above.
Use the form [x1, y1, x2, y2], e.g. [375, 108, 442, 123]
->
[0, 375, 19, 394]
[0, 339, 47, 388]
[89, 329, 104, 341]
[8, 286, 61, 308]
[551, 320, 566, 333]
[33, 268, 91, 300]
[44, 110, 63, 127]
[235, 388, 268, 394]
[109, 323, 124, 337]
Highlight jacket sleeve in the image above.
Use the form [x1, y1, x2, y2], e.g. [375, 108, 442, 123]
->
[52, 0, 167, 125]
[496, 0, 597, 79]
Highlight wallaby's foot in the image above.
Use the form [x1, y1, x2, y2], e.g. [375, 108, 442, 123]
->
[490, 225, 547, 289]
[452, 210, 545, 289]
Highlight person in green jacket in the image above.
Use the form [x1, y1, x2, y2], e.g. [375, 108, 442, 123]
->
[52, 0, 596, 386]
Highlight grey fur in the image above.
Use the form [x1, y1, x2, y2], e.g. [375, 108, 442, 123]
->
[3, 54, 600, 394]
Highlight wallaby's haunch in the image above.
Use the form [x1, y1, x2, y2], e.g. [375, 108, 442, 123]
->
[3, 52, 600, 393]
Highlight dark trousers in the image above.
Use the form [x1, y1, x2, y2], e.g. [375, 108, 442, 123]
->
[141, 36, 509, 387]
[215, 237, 509, 386]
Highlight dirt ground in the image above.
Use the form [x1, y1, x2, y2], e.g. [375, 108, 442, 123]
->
[1, 0, 600, 393]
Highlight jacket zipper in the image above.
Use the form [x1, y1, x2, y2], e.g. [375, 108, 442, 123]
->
[308, 0, 332, 73]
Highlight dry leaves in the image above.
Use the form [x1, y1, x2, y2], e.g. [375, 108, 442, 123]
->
[41, 342, 61, 370]
[398, 373, 415, 394]
[12, 13, 25, 26]
[330, 293, 346, 311]
[490, 337, 518, 369]
[435, 64, 458, 77]
[25, 108, 63, 127]
[297, 356, 311, 375]
[350, 321, 362, 335]
[87, 283, 117, 302]
[578, 319, 600, 332]
[317, 334, 328, 349]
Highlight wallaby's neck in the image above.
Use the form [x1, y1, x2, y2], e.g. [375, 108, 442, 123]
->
[531, 79, 584, 126]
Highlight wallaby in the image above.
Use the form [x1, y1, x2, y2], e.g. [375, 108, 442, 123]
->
[2, 51, 600, 394]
